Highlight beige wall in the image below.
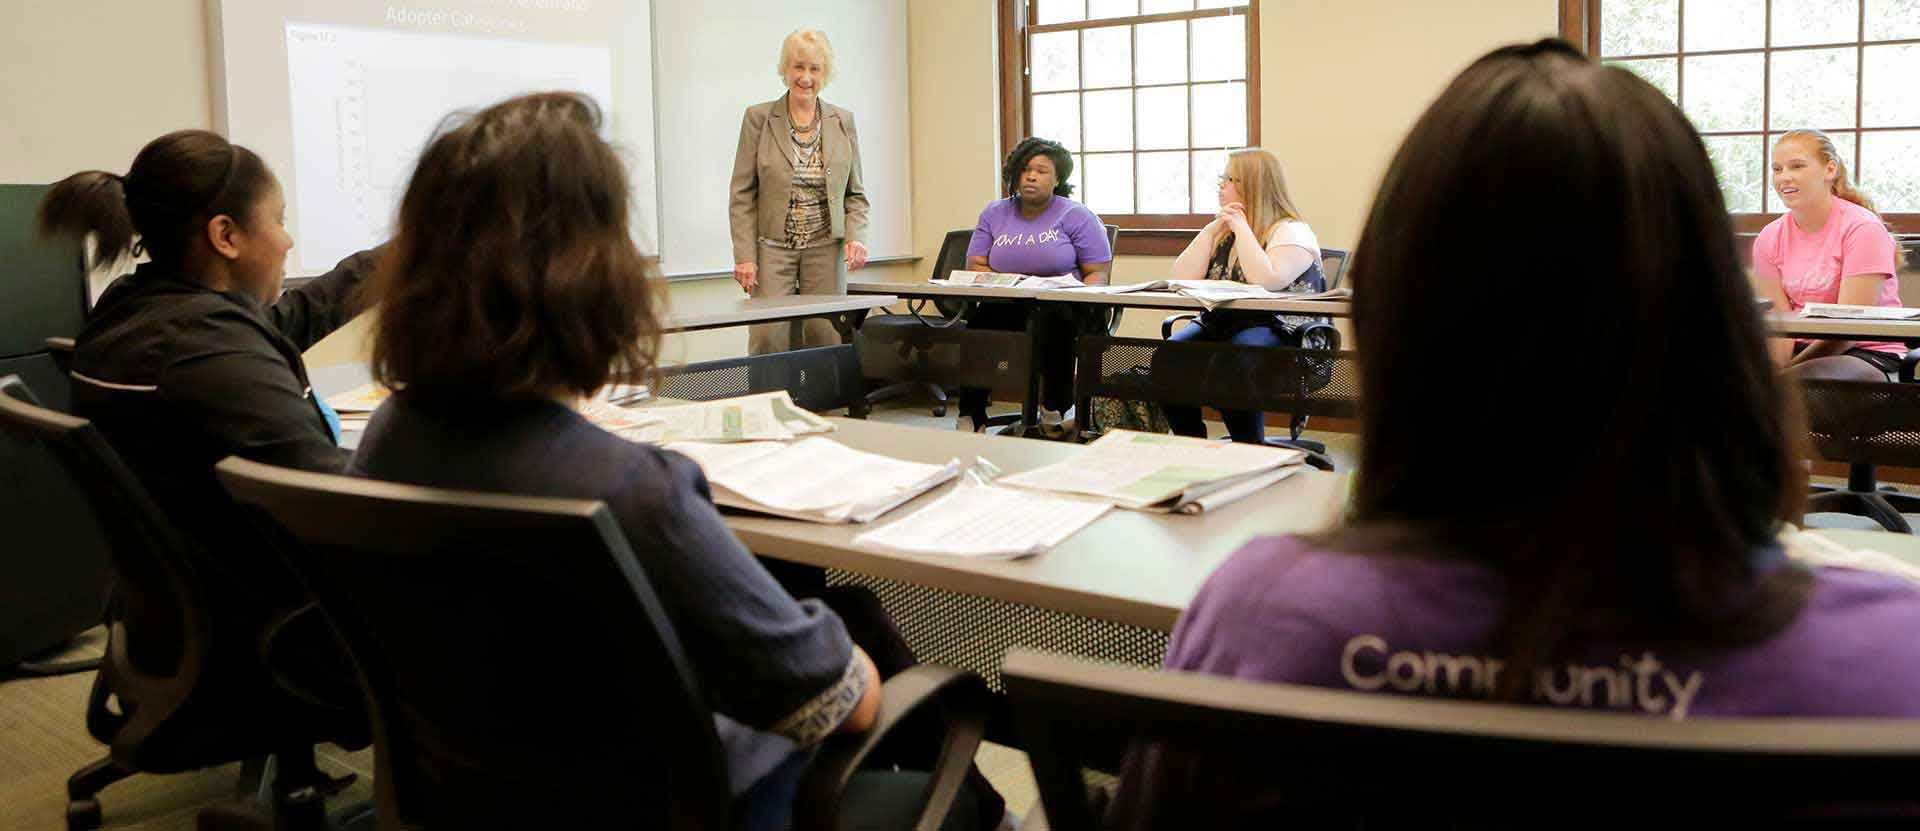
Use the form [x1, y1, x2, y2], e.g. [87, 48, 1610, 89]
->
[0, 0, 819, 367]
[893, 0, 1558, 338]
[7, 1, 1555, 359]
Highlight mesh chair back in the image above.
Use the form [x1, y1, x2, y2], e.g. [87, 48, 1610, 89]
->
[659, 343, 862, 412]
[1800, 379, 1920, 468]
[0, 375, 111, 669]
[1320, 247, 1350, 290]
[1073, 336, 1358, 432]
[1005, 649, 1920, 829]
[216, 458, 733, 830]
[0, 377, 229, 761]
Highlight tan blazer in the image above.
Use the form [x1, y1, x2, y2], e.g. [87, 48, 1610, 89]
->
[728, 94, 870, 264]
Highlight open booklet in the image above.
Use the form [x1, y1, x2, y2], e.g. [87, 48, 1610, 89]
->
[620, 391, 834, 443]
[854, 476, 1112, 560]
[667, 437, 961, 524]
[1000, 430, 1306, 511]
[1799, 303, 1920, 320]
[1781, 526, 1920, 586]
[936, 270, 1087, 291]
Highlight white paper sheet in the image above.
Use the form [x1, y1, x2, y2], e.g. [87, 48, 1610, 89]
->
[1783, 527, 1920, 586]
[668, 437, 960, 523]
[1001, 430, 1304, 510]
[854, 478, 1111, 559]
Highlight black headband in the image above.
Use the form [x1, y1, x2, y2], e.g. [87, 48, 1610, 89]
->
[121, 144, 241, 219]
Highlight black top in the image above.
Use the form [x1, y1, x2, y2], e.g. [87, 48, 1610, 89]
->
[71, 249, 378, 615]
[348, 393, 864, 801]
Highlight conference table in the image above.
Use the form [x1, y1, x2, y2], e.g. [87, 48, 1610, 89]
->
[846, 279, 1355, 318]
[314, 360, 1349, 692]
[665, 293, 895, 344]
[1767, 313, 1920, 343]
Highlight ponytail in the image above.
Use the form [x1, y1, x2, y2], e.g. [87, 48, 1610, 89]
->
[1778, 129, 1878, 215]
[38, 171, 137, 267]
[37, 130, 275, 272]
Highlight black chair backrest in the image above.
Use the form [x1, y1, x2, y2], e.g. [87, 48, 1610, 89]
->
[659, 343, 863, 413]
[1005, 649, 1920, 828]
[0, 376, 111, 669]
[929, 229, 974, 319]
[215, 457, 733, 829]
[1800, 378, 1920, 468]
[1319, 247, 1349, 290]
[1, 183, 89, 410]
[1073, 335, 1358, 433]
[0, 376, 207, 727]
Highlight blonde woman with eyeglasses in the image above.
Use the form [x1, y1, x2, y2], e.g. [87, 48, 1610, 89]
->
[1160, 148, 1325, 443]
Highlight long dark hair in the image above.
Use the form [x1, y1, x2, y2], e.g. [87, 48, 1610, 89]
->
[1328, 39, 1809, 691]
[1002, 137, 1074, 198]
[37, 129, 275, 269]
[365, 92, 663, 405]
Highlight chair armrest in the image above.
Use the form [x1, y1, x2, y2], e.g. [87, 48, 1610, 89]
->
[1161, 313, 1200, 340]
[46, 337, 76, 374]
[793, 664, 990, 831]
[1901, 348, 1920, 383]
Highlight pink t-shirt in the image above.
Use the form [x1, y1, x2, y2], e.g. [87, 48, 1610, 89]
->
[1753, 198, 1903, 355]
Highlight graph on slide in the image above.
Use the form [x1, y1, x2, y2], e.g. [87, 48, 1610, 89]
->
[285, 23, 613, 271]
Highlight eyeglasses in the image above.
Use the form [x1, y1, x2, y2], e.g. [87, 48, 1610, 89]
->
[1216, 175, 1239, 184]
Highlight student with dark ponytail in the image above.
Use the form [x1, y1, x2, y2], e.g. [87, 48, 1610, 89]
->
[40, 129, 381, 705]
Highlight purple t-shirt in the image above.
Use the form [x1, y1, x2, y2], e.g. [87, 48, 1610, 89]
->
[966, 196, 1113, 277]
[1166, 535, 1920, 718]
[1105, 535, 1920, 828]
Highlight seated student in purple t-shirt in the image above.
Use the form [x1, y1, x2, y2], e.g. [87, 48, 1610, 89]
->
[1107, 39, 1920, 829]
[953, 137, 1113, 434]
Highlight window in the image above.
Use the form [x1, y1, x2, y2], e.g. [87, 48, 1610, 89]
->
[999, 0, 1260, 254]
[1569, 0, 1920, 232]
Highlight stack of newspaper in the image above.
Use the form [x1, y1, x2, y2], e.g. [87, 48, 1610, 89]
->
[602, 391, 832, 444]
[1071, 280, 1351, 311]
[667, 437, 960, 524]
[1000, 430, 1306, 513]
[937, 270, 1087, 290]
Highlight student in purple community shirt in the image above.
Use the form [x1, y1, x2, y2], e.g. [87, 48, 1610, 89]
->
[1107, 39, 1920, 829]
[952, 137, 1112, 434]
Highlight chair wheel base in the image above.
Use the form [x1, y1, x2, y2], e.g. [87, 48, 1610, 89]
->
[932, 405, 946, 417]
[67, 799, 102, 831]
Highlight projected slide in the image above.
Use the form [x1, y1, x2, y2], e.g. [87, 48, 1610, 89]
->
[285, 23, 613, 272]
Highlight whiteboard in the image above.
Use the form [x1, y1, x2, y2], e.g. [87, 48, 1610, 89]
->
[652, 1, 912, 277]
[208, 0, 657, 276]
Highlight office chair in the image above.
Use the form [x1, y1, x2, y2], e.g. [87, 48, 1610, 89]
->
[0, 376, 109, 679]
[1005, 649, 1920, 829]
[217, 456, 990, 830]
[860, 229, 1036, 425]
[1801, 354, 1920, 533]
[0, 184, 110, 678]
[0, 387, 364, 831]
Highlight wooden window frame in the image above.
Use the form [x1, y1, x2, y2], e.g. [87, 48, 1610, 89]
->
[1562, 0, 1920, 235]
[999, 0, 1261, 256]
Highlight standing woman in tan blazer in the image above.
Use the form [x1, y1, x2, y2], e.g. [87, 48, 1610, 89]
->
[730, 28, 870, 355]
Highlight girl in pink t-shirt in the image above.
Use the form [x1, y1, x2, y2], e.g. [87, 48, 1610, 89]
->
[1752, 129, 1904, 380]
